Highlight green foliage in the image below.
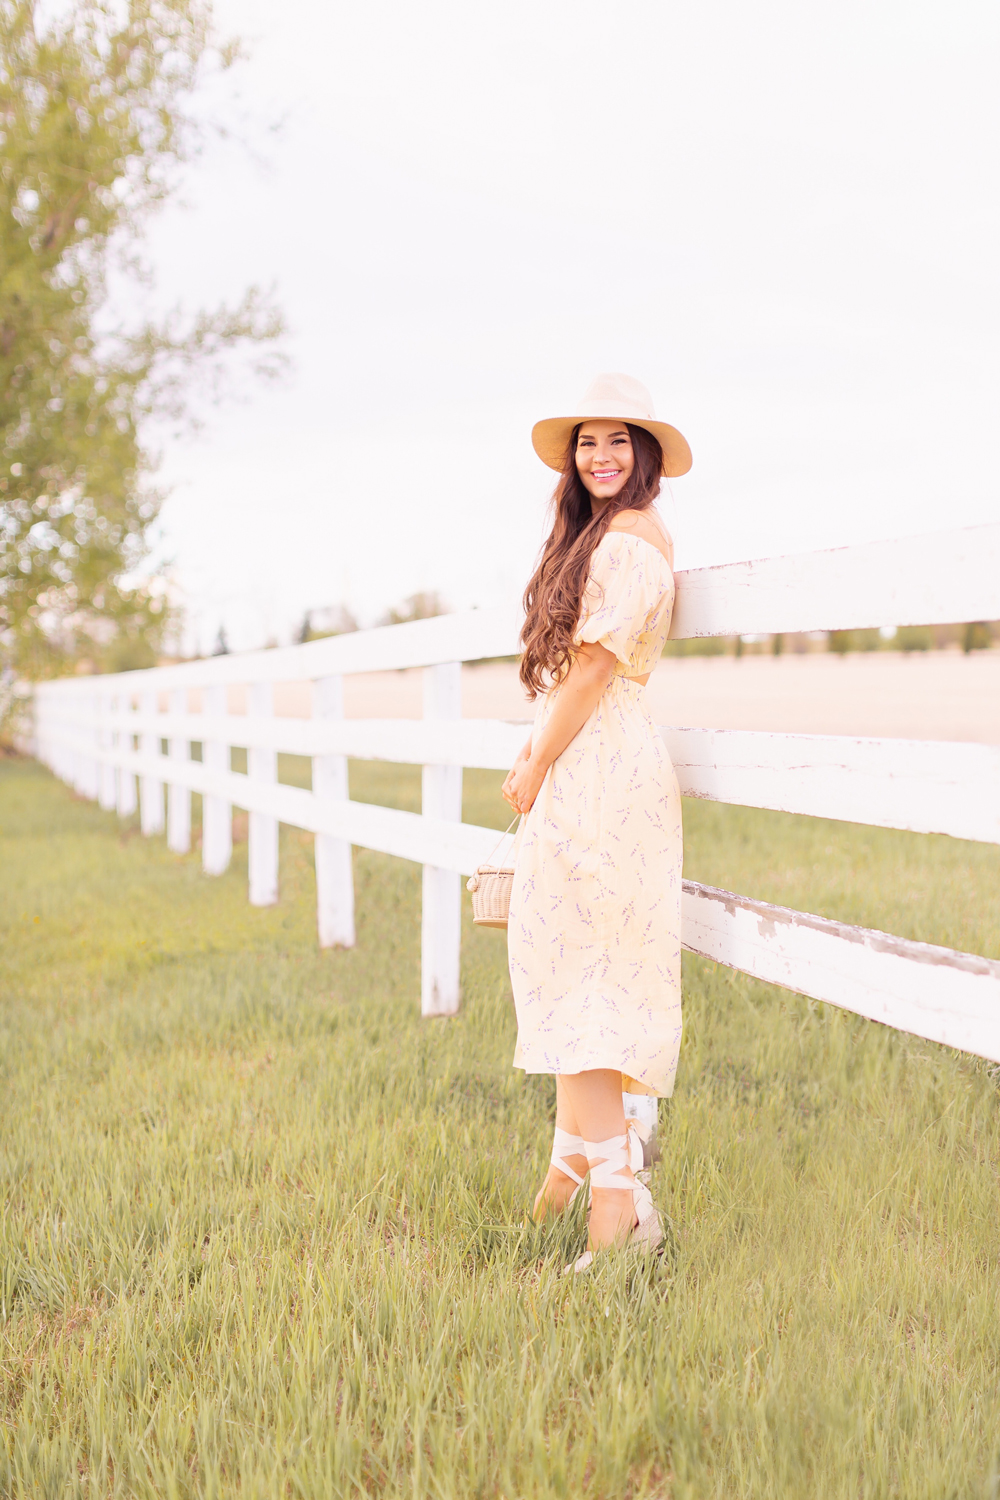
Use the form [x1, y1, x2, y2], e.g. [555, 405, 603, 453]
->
[662, 633, 729, 657]
[0, 0, 284, 679]
[2, 756, 999, 1495]
[381, 590, 447, 626]
[665, 625, 998, 660]
[895, 625, 933, 653]
[298, 604, 359, 643]
[829, 628, 883, 654]
[963, 621, 992, 653]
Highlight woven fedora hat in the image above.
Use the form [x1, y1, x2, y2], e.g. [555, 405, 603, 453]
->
[531, 372, 692, 478]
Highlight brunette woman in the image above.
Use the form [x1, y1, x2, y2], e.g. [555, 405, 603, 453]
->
[502, 372, 691, 1272]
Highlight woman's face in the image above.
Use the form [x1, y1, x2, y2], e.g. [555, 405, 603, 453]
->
[575, 420, 635, 505]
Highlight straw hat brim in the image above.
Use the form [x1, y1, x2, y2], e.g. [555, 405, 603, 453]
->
[531, 415, 692, 478]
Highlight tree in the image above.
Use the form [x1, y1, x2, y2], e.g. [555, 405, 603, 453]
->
[963, 621, 992, 653]
[0, 0, 284, 679]
[299, 603, 358, 641]
[380, 591, 446, 627]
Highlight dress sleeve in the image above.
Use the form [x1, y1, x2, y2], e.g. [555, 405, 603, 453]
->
[574, 532, 671, 666]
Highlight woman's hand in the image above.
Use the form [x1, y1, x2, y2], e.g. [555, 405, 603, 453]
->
[502, 737, 538, 815]
[502, 754, 546, 816]
[501, 644, 616, 815]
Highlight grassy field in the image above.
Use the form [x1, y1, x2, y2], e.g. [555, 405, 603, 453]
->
[2, 753, 1000, 1499]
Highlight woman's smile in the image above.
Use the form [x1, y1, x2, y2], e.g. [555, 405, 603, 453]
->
[575, 419, 635, 503]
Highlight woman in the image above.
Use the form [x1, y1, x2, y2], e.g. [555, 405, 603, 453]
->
[502, 372, 691, 1272]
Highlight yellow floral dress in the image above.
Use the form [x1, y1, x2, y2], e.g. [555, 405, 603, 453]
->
[508, 530, 683, 1097]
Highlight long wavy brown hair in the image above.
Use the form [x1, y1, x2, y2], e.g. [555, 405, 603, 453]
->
[519, 423, 665, 698]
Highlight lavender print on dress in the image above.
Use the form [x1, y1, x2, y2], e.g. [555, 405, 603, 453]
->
[508, 530, 684, 1097]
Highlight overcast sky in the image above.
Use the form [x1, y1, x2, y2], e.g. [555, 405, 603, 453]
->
[135, 0, 1000, 653]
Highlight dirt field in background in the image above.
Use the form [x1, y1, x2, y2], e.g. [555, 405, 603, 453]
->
[239, 650, 1000, 743]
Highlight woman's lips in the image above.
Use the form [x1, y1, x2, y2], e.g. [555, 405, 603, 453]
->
[592, 469, 622, 482]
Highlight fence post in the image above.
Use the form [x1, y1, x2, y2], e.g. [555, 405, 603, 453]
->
[167, 687, 191, 854]
[202, 683, 232, 875]
[90, 690, 102, 800]
[139, 689, 165, 835]
[622, 1091, 660, 1159]
[82, 690, 101, 800]
[247, 680, 279, 906]
[116, 693, 138, 819]
[421, 661, 462, 1017]
[313, 674, 355, 948]
[70, 693, 88, 797]
[98, 690, 117, 811]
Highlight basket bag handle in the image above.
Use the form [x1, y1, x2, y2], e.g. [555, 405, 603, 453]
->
[468, 815, 521, 891]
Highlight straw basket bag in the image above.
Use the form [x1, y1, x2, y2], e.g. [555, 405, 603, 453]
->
[467, 818, 521, 929]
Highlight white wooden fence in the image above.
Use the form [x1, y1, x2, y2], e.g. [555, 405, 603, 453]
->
[30, 521, 1000, 1065]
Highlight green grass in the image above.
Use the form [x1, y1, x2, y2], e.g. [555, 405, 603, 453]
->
[2, 754, 999, 1499]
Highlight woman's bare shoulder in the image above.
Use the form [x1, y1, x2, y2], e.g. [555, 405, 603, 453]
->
[607, 509, 673, 565]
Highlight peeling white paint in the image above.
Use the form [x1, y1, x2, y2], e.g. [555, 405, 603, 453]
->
[683, 881, 1000, 1062]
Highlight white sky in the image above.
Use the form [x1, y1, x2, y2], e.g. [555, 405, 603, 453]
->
[136, 0, 1000, 653]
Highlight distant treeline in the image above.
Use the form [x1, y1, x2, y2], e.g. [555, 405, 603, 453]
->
[662, 621, 996, 658]
[298, 593, 446, 643]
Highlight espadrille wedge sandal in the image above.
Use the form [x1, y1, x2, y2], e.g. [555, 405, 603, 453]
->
[565, 1126, 663, 1274]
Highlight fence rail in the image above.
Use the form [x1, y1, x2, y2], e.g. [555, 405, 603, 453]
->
[31, 521, 1000, 1061]
[38, 707, 1000, 845]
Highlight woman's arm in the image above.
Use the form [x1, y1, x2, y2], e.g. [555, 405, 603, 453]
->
[502, 642, 616, 814]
